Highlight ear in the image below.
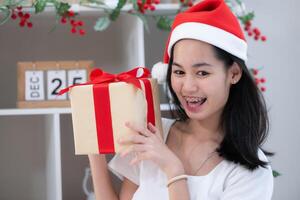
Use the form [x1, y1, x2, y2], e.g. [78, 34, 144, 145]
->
[229, 62, 242, 84]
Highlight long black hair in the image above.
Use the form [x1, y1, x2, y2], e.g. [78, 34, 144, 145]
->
[166, 44, 273, 170]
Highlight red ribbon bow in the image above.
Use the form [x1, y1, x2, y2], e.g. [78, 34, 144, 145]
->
[59, 67, 151, 95]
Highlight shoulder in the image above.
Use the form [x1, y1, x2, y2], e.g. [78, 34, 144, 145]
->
[224, 149, 273, 183]
[221, 149, 273, 199]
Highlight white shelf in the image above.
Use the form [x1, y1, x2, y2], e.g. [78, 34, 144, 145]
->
[0, 108, 71, 116]
[0, 103, 172, 116]
[20, 3, 180, 15]
[78, 3, 180, 15]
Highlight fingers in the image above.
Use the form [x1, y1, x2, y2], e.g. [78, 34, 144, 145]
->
[119, 121, 162, 165]
[148, 122, 163, 141]
[123, 121, 162, 143]
[125, 121, 152, 137]
[130, 153, 146, 165]
[120, 144, 149, 158]
[118, 134, 147, 145]
[130, 151, 154, 165]
[147, 122, 158, 134]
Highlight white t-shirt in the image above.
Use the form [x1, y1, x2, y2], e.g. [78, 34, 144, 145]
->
[108, 118, 274, 200]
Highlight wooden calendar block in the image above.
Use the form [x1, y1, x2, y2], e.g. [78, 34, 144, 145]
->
[17, 60, 94, 108]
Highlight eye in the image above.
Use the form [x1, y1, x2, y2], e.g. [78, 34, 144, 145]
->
[172, 70, 185, 75]
[197, 71, 210, 77]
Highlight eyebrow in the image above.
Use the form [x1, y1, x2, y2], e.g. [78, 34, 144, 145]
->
[172, 62, 212, 68]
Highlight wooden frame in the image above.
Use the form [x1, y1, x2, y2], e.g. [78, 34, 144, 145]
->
[17, 60, 93, 108]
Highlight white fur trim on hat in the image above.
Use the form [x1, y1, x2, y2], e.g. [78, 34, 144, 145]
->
[168, 22, 248, 61]
[151, 62, 169, 84]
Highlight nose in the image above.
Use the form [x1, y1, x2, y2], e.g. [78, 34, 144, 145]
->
[182, 76, 198, 94]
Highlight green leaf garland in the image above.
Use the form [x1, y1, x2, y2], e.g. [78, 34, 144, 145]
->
[94, 15, 111, 31]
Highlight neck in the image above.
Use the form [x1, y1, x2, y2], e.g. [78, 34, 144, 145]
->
[185, 113, 224, 144]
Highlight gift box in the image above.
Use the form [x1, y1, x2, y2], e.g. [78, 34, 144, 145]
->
[60, 67, 163, 154]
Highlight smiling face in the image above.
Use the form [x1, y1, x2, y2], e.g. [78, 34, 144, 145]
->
[170, 39, 241, 122]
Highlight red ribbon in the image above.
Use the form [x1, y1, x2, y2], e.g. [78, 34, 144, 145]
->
[141, 79, 155, 126]
[59, 67, 155, 154]
[58, 67, 150, 95]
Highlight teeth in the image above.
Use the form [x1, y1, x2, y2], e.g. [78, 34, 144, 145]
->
[184, 97, 206, 103]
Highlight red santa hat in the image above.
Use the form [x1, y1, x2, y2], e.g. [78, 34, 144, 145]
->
[152, 0, 247, 84]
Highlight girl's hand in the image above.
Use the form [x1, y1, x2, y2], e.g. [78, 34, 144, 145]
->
[118, 122, 185, 178]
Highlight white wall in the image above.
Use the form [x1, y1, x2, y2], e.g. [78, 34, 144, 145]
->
[244, 0, 300, 199]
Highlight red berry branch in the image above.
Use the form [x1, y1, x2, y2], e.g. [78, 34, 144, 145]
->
[250, 68, 266, 92]
[60, 10, 86, 36]
[179, 0, 194, 7]
[244, 20, 267, 42]
[10, 6, 33, 28]
[1, 0, 268, 38]
[137, 0, 161, 14]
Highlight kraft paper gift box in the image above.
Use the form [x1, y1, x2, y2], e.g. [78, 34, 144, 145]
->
[60, 67, 163, 154]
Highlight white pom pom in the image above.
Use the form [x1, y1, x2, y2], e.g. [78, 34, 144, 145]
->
[151, 62, 169, 84]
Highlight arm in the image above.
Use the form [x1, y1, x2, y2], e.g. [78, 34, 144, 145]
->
[165, 166, 190, 200]
[119, 122, 191, 200]
[88, 154, 138, 200]
[167, 179, 190, 200]
[119, 177, 139, 200]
